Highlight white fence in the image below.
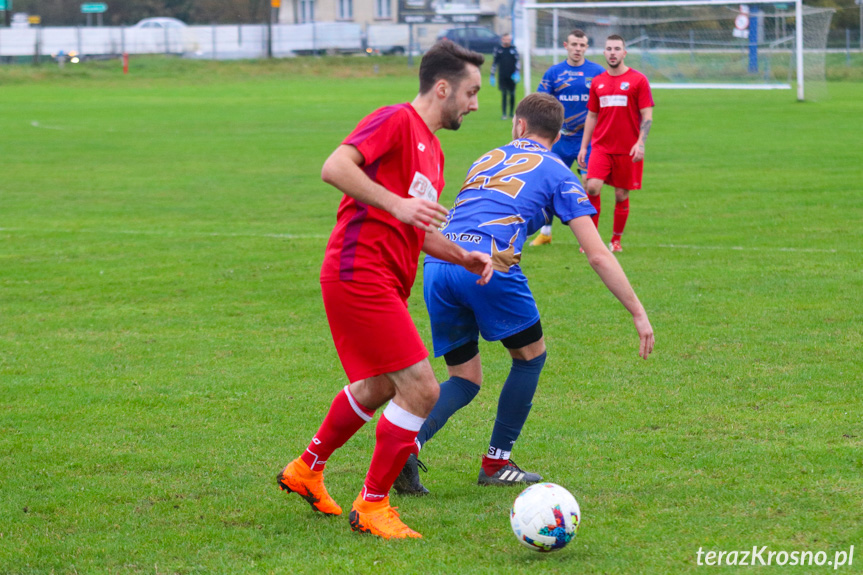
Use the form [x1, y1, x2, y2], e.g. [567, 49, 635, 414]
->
[0, 22, 382, 59]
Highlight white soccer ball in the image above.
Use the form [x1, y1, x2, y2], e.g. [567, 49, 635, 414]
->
[510, 482, 581, 552]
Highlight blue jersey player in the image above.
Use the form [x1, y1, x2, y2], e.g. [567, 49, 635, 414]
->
[531, 29, 605, 246]
[393, 93, 655, 494]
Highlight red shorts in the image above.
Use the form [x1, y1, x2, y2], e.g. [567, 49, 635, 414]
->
[320, 280, 429, 382]
[586, 149, 644, 190]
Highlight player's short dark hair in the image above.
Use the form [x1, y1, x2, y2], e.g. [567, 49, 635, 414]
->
[419, 39, 485, 95]
[606, 34, 626, 46]
[514, 93, 563, 141]
[568, 29, 587, 40]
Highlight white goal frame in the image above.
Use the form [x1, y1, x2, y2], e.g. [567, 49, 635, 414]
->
[521, 0, 807, 101]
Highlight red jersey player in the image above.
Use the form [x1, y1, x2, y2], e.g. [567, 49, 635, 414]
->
[277, 40, 493, 540]
[577, 35, 654, 253]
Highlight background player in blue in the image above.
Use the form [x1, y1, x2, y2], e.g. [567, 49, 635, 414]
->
[393, 93, 654, 494]
[531, 29, 605, 247]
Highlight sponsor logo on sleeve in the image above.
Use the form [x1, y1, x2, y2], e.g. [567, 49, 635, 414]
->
[408, 171, 438, 203]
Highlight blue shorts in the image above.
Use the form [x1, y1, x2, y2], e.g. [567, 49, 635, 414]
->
[423, 262, 540, 357]
[551, 135, 590, 174]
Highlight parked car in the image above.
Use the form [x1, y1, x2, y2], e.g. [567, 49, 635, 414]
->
[437, 26, 500, 54]
[365, 25, 410, 56]
[132, 17, 188, 29]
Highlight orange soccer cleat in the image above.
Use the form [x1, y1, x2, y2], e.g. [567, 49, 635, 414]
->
[277, 458, 342, 516]
[530, 233, 552, 246]
[349, 496, 422, 539]
[609, 240, 623, 253]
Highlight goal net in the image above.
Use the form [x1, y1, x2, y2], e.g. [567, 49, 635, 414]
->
[520, 0, 834, 100]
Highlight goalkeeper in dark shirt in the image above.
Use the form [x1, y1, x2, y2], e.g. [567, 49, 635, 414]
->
[491, 33, 520, 120]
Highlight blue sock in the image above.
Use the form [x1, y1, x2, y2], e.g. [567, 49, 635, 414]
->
[489, 352, 546, 454]
[417, 376, 480, 447]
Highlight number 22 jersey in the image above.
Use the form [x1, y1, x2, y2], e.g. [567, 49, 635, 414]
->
[427, 138, 596, 274]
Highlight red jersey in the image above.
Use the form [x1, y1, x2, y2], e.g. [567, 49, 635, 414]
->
[587, 68, 654, 154]
[320, 103, 445, 300]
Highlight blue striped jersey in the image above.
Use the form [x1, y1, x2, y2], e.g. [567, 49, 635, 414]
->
[537, 60, 606, 135]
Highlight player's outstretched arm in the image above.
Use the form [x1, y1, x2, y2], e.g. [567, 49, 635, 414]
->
[422, 229, 494, 285]
[577, 111, 598, 169]
[321, 144, 448, 232]
[568, 216, 654, 359]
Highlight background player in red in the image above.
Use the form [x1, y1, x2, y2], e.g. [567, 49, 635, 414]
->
[276, 40, 493, 540]
[577, 35, 654, 253]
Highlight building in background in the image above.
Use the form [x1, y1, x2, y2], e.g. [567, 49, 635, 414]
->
[278, 0, 513, 52]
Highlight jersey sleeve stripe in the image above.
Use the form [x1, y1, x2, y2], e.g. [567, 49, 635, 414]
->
[338, 200, 370, 281]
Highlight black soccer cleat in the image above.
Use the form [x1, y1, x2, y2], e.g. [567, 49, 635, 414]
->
[477, 459, 542, 486]
[393, 453, 430, 496]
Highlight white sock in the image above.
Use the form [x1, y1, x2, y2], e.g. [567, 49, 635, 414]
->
[486, 446, 511, 460]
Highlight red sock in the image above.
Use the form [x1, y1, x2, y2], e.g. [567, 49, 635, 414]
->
[612, 198, 630, 242]
[361, 403, 423, 502]
[300, 386, 375, 472]
[588, 194, 601, 228]
[481, 455, 508, 476]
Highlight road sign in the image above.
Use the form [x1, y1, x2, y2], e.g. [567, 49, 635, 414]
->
[80, 3, 107, 13]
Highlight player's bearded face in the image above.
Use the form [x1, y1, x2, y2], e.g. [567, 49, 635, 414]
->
[442, 90, 464, 130]
[441, 67, 481, 131]
[605, 42, 626, 67]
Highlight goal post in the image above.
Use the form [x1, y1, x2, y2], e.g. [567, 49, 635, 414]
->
[519, 0, 834, 101]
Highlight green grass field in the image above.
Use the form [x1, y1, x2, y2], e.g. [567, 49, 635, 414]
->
[1, 57, 861, 574]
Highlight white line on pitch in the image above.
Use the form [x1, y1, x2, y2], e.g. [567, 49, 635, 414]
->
[30, 121, 65, 131]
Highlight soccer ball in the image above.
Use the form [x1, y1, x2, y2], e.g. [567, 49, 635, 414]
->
[510, 483, 581, 552]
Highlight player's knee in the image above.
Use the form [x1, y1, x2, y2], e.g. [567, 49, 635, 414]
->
[444, 341, 479, 367]
[444, 341, 483, 386]
[408, 379, 439, 417]
[521, 350, 547, 369]
[394, 375, 440, 417]
[422, 379, 440, 407]
[502, 321, 544, 361]
[351, 376, 395, 408]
